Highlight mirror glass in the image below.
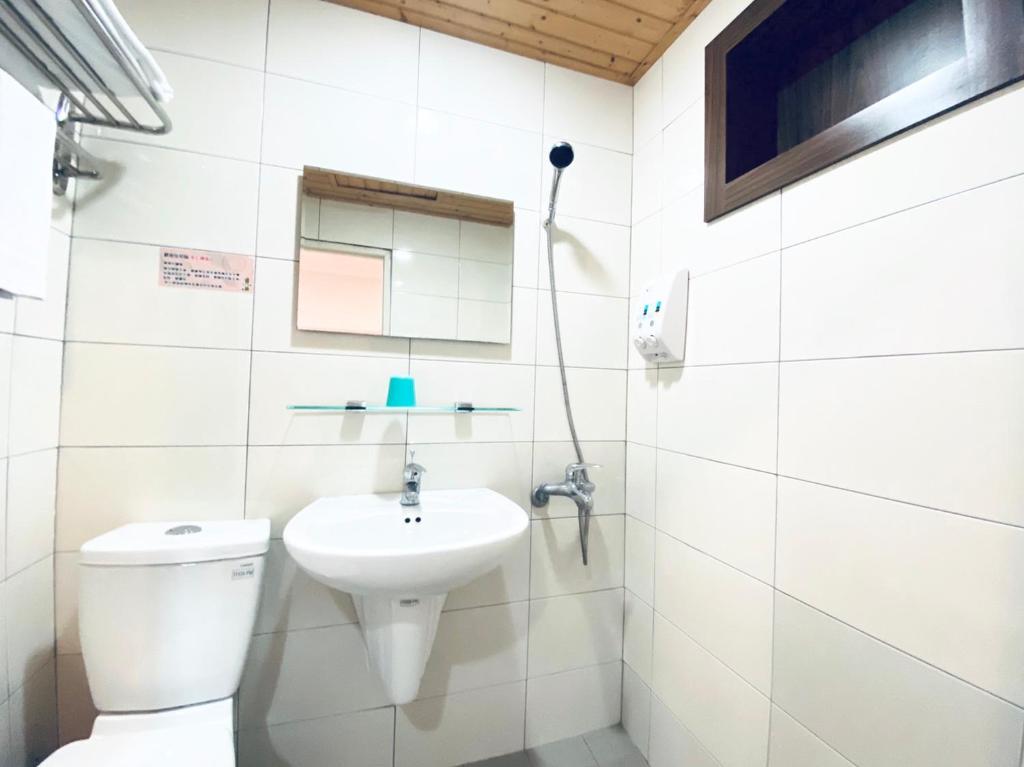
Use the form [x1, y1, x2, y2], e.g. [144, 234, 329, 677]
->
[296, 169, 514, 344]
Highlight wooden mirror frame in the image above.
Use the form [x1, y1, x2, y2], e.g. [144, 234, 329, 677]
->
[704, 0, 1024, 221]
[302, 167, 514, 227]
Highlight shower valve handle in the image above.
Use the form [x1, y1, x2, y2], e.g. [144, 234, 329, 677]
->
[566, 462, 600, 487]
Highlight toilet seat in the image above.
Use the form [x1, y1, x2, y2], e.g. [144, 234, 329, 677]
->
[40, 699, 234, 767]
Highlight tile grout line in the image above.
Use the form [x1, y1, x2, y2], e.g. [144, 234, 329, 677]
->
[766, 698, 859, 767]
[49, 117, 84, 750]
[60, 334, 642, 372]
[659, 343, 1024, 369]
[416, 659, 623, 708]
[642, 60, 666, 761]
[778, 589, 1024, 713]
[399, 28, 414, 487]
[646, 444, 1024, 535]
[1016, 721, 1024, 767]
[233, 700, 395, 732]
[580, 731, 601, 766]
[83, 80, 634, 178]
[231, 0, 274, 746]
[75, 131, 630, 229]
[764, 177, 785, 767]
[617, 74, 637, 739]
[778, 165, 1024, 251]
[2, 299, 13, 706]
[0, 315, 13, 590]
[53, 215, 75, 650]
[774, 473, 1024, 533]
[521, 59, 551, 751]
[640, 492, 1024, 715]
[654, 609, 771, 702]
[391, 704, 398, 767]
[240, 0, 273, 523]
[411, 26, 422, 184]
[5, 549, 57, 583]
[647, 690, 725, 767]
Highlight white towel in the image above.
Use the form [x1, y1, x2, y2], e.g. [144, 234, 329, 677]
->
[0, 0, 172, 105]
[0, 70, 54, 299]
[85, 0, 173, 102]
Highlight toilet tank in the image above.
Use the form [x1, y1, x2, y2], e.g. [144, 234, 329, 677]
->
[78, 520, 271, 713]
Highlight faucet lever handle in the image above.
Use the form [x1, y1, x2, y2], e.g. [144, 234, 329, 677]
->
[404, 450, 426, 477]
[565, 462, 600, 482]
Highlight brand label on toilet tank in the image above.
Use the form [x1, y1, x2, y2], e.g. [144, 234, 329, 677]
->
[231, 562, 255, 580]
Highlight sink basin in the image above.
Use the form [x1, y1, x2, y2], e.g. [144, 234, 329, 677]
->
[284, 488, 528, 703]
[285, 488, 528, 596]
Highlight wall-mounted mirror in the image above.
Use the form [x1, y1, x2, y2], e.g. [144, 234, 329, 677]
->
[297, 167, 515, 344]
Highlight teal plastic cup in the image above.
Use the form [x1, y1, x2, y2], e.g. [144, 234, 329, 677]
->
[386, 376, 416, 408]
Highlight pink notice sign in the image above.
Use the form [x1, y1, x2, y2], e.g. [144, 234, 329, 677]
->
[159, 247, 254, 292]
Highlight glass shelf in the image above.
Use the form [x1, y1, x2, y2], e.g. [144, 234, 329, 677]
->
[287, 404, 520, 413]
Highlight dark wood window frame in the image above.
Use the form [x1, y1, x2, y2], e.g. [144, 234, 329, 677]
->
[704, 0, 1024, 221]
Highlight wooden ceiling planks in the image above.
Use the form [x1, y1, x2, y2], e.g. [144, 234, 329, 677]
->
[326, 0, 711, 84]
[303, 166, 516, 227]
[339, 0, 637, 78]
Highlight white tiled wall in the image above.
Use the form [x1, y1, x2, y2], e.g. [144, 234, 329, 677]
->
[53, 1, 632, 763]
[0, 191, 69, 764]
[24, 2, 1020, 765]
[623, 0, 1024, 764]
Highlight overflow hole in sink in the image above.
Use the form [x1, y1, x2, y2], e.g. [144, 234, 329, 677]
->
[415, 516, 422, 523]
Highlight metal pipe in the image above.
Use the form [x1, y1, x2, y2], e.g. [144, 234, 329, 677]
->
[546, 167, 565, 229]
[66, 0, 172, 134]
[0, 0, 172, 134]
[0, 2, 104, 121]
[533, 141, 596, 566]
[24, 0, 140, 128]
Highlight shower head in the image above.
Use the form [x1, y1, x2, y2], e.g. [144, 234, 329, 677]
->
[545, 142, 574, 227]
[549, 142, 574, 169]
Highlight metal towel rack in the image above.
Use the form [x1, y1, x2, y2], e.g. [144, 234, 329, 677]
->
[0, 0, 172, 194]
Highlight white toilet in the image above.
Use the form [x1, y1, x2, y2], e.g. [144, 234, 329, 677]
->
[42, 519, 271, 766]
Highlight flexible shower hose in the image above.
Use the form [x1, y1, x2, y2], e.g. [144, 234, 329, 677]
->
[544, 217, 592, 565]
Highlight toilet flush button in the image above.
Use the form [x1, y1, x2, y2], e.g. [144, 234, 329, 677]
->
[165, 524, 202, 535]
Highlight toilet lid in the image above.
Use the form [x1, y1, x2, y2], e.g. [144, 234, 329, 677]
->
[40, 725, 233, 766]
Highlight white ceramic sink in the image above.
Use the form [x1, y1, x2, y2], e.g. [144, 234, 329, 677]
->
[283, 488, 528, 703]
[284, 488, 528, 596]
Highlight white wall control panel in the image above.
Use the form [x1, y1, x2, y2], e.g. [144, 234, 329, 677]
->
[633, 270, 689, 363]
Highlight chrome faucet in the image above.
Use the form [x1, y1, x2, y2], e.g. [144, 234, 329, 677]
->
[532, 463, 598, 564]
[400, 451, 426, 506]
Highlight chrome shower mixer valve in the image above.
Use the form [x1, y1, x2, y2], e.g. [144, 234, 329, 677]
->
[533, 140, 599, 566]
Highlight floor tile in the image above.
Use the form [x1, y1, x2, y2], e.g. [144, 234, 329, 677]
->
[458, 727, 650, 767]
[528, 736, 598, 766]
[584, 726, 648, 766]
[463, 752, 533, 767]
